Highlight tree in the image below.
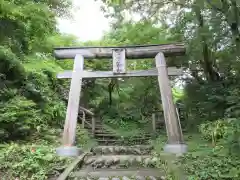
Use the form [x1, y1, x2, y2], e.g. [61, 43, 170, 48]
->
[0, 0, 72, 141]
[98, 0, 240, 127]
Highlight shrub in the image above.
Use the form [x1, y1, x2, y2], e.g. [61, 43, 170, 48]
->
[199, 118, 240, 153]
[178, 145, 240, 180]
[76, 126, 97, 149]
[0, 143, 71, 180]
[0, 96, 41, 141]
[0, 50, 67, 140]
[199, 120, 228, 144]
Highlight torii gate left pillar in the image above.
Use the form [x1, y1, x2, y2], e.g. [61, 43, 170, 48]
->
[55, 44, 187, 157]
[56, 54, 84, 156]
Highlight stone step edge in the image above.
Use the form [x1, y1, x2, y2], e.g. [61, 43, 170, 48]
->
[83, 155, 155, 165]
[91, 145, 153, 150]
[71, 168, 164, 178]
[95, 138, 151, 142]
[91, 145, 153, 154]
[85, 155, 151, 159]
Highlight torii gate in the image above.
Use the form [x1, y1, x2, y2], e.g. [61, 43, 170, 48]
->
[54, 43, 187, 156]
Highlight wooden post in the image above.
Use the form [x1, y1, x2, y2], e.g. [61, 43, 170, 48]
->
[176, 106, 180, 122]
[155, 52, 187, 154]
[91, 116, 96, 136]
[152, 113, 156, 134]
[81, 111, 85, 128]
[56, 54, 84, 156]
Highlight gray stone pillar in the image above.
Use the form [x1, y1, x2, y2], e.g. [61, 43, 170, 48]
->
[56, 54, 84, 156]
[155, 52, 187, 154]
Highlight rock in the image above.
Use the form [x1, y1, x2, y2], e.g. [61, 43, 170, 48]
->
[136, 176, 145, 180]
[122, 176, 131, 180]
[84, 157, 95, 165]
[112, 178, 120, 180]
[98, 178, 109, 180]
[143, 157, 151, 166]
[149, 176, 157, 180]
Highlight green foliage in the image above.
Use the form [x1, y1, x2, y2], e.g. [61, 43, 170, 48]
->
[24, 65, 66, 125]
[0, 143, 70, 180]
[86, 22, 173, 130]
[0, 96, 41, 140]
[102, 21, 172, 45]
[0, 0, 84, 179]
[153, 134, 240, 180]
[0, 0, 71, 141]
[199, 118, 240, 154]
[199, 120, 228, 142]
[0, 46, 26, 83]
[103, 118, 147, 138]
[0, 0, 57, 54]
[179, 144, 240, 180]
[0, 126, 92, 180]
[0, 52, 67, 141]
[76, 127, 97, 150]
[99, 0, 240, 132]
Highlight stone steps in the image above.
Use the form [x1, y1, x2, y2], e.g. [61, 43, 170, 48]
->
[71, 168, 164, 179]
[93, 133, 152, 138]
[83, 155, 157, 168]
[87, 147, 156, 168]
[91, 145, 153, 155]
[95, 138, 151, 146]
[79, 116, 153, 145]
[68, 145, 164, 180]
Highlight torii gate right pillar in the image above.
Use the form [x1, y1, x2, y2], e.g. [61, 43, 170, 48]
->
[155, 52, 187, 154]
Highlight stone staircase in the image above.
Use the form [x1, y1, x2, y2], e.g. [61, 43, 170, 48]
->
[78, 109, 153, 145]
[85, 117, 152, 145]
[56, 108, 166, 179]
[68, 145, 165, 179]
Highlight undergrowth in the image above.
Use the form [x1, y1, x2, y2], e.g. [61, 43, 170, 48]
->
[152, 118, 240, 180]
[0, 126, 94, 180]
[103, 117, 153, 138]
[0, 143, 71, 180]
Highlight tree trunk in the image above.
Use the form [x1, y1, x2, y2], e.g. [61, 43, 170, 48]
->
[230, 0, 240, 54]
[194, 2, 220, 81]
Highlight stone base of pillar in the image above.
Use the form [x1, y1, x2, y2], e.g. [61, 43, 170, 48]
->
[164, 143, 187, 155]
[56, 146, 81, 157]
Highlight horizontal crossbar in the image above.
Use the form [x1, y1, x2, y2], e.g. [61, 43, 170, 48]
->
[72, 168, 163, 177]
[57, 68, 183, 79]
[54, 43, 185, 59]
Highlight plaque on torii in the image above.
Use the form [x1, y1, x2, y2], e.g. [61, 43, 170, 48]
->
[112, 48, 126, 74]
[54, 44, 187, 157]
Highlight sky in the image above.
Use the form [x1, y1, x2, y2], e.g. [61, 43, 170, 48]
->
[57, 0, 110, 42]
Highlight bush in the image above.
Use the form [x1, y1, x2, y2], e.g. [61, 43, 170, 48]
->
[0, 46, 26, 83]
[0, 96, 41, 141]
[76, 127, 97, 149]
[199, 118, 240, 153]
[199, 120, 229, 143]
[221, 118, 240, 154]
[0, 51, 67, 140]
[153, 134, 240, 180]
[0, 143, 71, 180]
[178, 145, 240, 180]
